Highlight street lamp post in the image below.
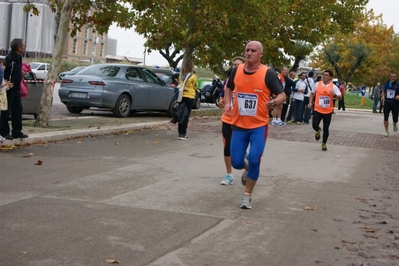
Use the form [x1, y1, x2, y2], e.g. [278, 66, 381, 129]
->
[143, 46, 146, 66]
[91, 33, 97, 65]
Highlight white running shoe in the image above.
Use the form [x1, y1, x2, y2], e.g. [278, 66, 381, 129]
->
[240, 193, 252, 209]
[220, 174, 234, 185]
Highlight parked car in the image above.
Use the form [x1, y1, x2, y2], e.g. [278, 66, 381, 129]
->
[59, 66, 86, 80]
[29, 62, 50, 80]
[59, 64, 177, 118]
[21, 72, 46, 119]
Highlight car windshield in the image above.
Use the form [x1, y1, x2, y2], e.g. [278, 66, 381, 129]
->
[71, 66, 85, 72]
[79, 65, 120, 77]
[30, 63, 41, 69]
[153, 73, 170, 81]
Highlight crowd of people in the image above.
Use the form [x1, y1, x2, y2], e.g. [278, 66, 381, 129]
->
[171, 39, 399, 209]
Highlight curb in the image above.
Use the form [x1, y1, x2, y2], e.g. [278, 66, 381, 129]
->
[1, 120, 170, 146]
[1, 108, 374, 146]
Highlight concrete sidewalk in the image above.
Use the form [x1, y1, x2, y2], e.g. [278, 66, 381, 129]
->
[2, 107, 394, 147]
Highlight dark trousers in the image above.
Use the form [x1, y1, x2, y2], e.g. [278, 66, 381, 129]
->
[383, 101, 399, 123]
[281, 95, 290, 122]
[178, 97, 194, 136]
[312, 111, 332, 144]
[287, 98, 303, 122]
[338, 96, 345, 110]
[372, 97, 379, 112]
[303, 97, 312, 123]
[0, 88, 23, 137]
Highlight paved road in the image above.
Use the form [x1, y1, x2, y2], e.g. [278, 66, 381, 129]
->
[1, 110, 398, 265]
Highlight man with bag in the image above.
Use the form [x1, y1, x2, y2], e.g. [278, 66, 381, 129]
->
[0, 38, 29, 140]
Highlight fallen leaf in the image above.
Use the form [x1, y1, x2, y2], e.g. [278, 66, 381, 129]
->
[19, 251, 28, 254]
[77, 141, 82, 144]
[34, 160, 43, 165]
[304, 206, 316, 210]
[105, 259, 120, 264]
[1, 145, 16, 151]
[22, 153, 34, 158]
[346, 246, 358, 252]
[359, 227, 376, 233]
[114, 142, 119, 145]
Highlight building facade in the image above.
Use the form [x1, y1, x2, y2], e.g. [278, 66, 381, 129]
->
[0, 0, 110, 63]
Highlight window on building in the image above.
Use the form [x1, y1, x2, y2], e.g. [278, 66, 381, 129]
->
[84, 26, 88, 38]
[72, 39, 77, 54]
[84, 41, 87, 55]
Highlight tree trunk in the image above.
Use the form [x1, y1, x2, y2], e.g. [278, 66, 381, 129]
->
[34, 0, 75, 127]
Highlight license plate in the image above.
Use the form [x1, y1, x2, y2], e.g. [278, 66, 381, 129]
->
[69, 92, 88, 98]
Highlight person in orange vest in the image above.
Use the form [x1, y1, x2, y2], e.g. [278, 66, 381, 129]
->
[219, 56, 246, 185]
[308, 70, 342, 151]
[224, 41, 285, 209]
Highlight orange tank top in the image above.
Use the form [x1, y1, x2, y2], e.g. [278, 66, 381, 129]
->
[230, 64, 271, 129]
[314, 82, 334, 114]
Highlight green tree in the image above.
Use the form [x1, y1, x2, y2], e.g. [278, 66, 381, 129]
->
[387, 33, 399, 76]
[131, 0, 368, 73]
[313, 10, 395, 87]
[25, 0, 136, 127]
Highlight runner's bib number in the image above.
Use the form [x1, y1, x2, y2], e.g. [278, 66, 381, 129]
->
[237, 93, 258, 116]
[386, 89, 395, 99]
[318, 96, 330, 108]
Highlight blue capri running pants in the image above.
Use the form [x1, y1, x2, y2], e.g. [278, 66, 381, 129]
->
[230, 125, 268, 181]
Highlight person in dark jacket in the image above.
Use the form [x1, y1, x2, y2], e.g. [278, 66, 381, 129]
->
[281, 71, 296, 122]
[381, 72, 399, 137]
[0, 38, 28, 140]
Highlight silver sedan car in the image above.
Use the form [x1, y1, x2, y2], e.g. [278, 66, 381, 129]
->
[59, 64, 176, 117]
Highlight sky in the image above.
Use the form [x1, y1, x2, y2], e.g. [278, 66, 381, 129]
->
[107, 0, 397, 67]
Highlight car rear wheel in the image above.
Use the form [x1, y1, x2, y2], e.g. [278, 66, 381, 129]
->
[166, 98, 175, 117]
[113, 94, 131, 118]
[193, 94, 201, 109]
[66, 105, 84, 114]
[214, 95, 221, 107]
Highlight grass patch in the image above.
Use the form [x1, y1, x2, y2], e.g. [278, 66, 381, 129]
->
[343, 93, 373, 110]
[192, 107, 222, 117]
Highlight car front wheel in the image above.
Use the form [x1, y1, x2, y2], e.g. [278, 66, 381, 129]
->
[66, 105, 84, 114]
[113, 94, 131, 118]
